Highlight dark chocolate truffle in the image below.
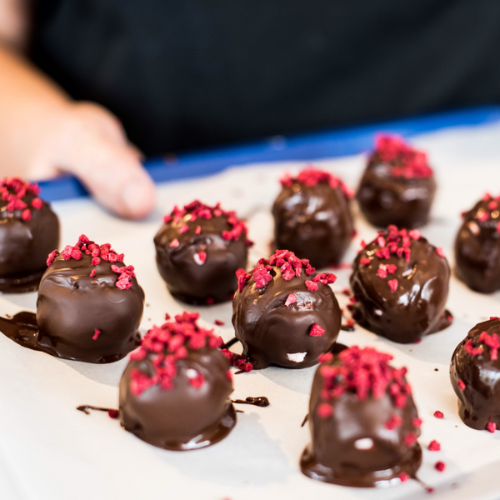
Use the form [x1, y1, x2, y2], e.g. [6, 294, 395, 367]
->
[350, 225, 452, 344]
[119, 312, 236, 450]
[454, 194, 500, 293]
[0, 177, 59, 292]
[36, 235, 144, 363]
[300, 345, 422, 487]
[232, 250, 341, 369]
[356, 135, 436, 229]
[154, 200, 251, 305]
[272, 167, 354, 268]
[450, 318, 500, 432]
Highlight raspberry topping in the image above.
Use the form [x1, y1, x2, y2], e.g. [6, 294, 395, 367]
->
[129, 312, 225, 395]
[220, 349, 253, 372]
[46, 235, 133, 290]
[434, 410, 444, 419]
[428, 440, 441, 451]
[372, 135, 433, 179]
[280, 166, 354, 198]
[487, 422, 497, 433]
[235, 250, 336, 293]
[318, 346, 412, 409]
[466, 331, 500, 361]
[0, 177, 43, 222]
[162, 200, 252, 245]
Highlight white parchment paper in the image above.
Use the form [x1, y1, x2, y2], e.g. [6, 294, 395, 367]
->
[2, 122, 500, 500]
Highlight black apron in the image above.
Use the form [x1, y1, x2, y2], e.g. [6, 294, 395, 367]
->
[30, 0, 500, 155]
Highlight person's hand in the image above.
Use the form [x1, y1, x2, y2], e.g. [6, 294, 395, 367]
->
[32, 102, 156, 219]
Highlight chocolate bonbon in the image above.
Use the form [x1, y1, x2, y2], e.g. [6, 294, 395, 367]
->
[455, 194, 500, 293]
[450, 318, 500, 432]
[350, 225, 452, 343]
[0, 177, 59, 292]
[154, 200, 251, 305]
[232, 250, 341, 369]
[300, 345, 422, 487]
[356, 135, 435, 229]
[119, 312, 236, 450]
[0, 235, 144, 363]
[272, 167, 354, 268]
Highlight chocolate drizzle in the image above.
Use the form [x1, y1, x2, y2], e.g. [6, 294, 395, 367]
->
[154, 201, 249, 305]
[356, 136, 435, 229]
[77, 405, 119, 418]
[350, 227, 451, 343]
[232, 397, 270, 407]
[455, 195, 500, 293]
[450, 318, 500, 431]
[272, 167, 354, 268]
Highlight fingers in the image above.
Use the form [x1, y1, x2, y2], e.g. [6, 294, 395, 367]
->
[58, 103, 156, 219]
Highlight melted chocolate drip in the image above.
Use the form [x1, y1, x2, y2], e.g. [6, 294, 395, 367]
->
[0, 311, 140, 363]
[340, 324, 355, 332]
[356, 154, 436, 229]
[77, 405, 119, 418]
[301, 414, 309, 427]
[222, 337, 239, 350]
[272, 181, 353, 268]
[232, 266, 341, 370]
[300, 350, 422, 487]
[119, 346, 236, 451]
[455, 198, 500, 293]
[450, 318, 500, 430]
[154, 210, 248, 305]
[0, 198, 59, 293]
[232, 396, 270, 407]
[350, 236, 451, 343]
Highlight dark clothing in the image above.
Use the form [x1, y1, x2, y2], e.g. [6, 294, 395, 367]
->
[31, 1, 500, 155]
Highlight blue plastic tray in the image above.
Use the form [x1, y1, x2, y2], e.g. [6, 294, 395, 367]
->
[38, 106, 500, 202]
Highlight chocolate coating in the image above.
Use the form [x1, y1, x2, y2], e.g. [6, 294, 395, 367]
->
[36, 252, 144, 363]
[120, 345, 235, 451]
[454, 197, 500, 293]
[300, 345, 422, 487]
[356, 139, 436, 229]
[450, 318, 500, 431]
[272, 173, 354, 268]
[0, 194, 59, 292]
[154, 203, 249, 305]
[350, 230, 451, 343]
[232, 256, 341, 370]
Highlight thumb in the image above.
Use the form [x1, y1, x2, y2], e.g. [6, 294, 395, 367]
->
[59, 120, 156, 219]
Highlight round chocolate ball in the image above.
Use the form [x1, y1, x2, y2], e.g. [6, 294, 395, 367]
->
[300, 345, 422, 487]
[356, 135, 436, 229]
[0, 177, 59, 292]
[154, 200, 250, 305]
[350, 225, 452, 343]
[232, 250, 341, 370]
[455, 194, 500, 293]
[272, 167, 354, 268]
[450, 318, 500, 432]
[36, 235, 144, 363]
[119, 312, 235, 450]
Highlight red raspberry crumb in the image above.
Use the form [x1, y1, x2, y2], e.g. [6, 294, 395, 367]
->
[179, 224, 189, 233]
[412, 417, 422, 428]
[399, 472, 410, 482]
[317, 403, 333, 418]
[195, 225, 201, 235]
[487, 422, 497, 433]
[92, 329, 101, 340]
[284, 293, 297, 306]
[388, 279, 398, 292]
[206, 297, 215, 305]
[428, 440, 441, 451]
[89, 269, 96, 278]
[318, 352, 333, 363]
[435, 461, 445, 472]
[457, 379, 466, 390]
[385, 415, 403, 430]
[108, 409, 119, 419]
[310, 324, 326, 337]
[342, 288, 351, 296]
[46, 250, 58, 267]
[436, 247, 445, 258]
[404, 433, 417, 446]
[170, 239, 180, 248]
[360, 257, 371, 265]
[21, 209, 31, 221]
[194, 251, 207, 265]
[214, 319, 225, 326]
[434, 411, 444, 419]
[409, 229, 421, 240]
[305, 280, 318, 292]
